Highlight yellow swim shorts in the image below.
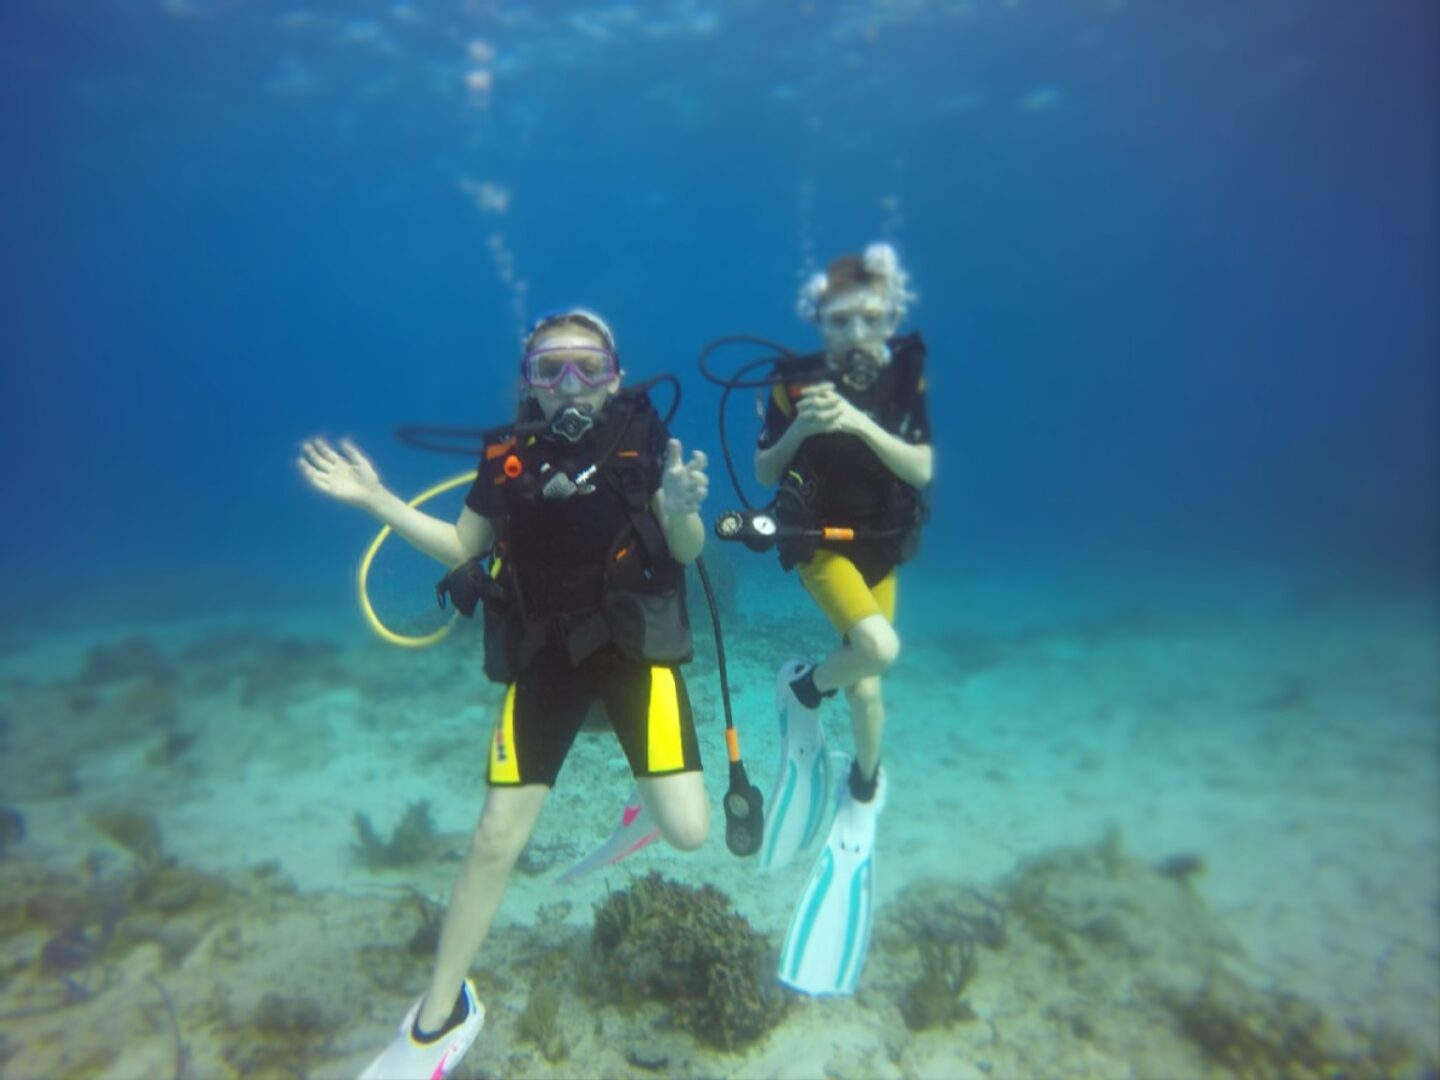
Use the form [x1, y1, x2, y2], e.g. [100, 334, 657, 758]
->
[797, 548, 897, 634]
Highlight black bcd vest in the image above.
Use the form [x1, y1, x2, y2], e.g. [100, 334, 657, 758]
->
[773, 334, 929, 581]
[441, 393, 693, 683]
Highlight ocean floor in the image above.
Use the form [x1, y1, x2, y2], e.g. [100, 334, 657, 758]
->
[0, 559, 1436, 1078]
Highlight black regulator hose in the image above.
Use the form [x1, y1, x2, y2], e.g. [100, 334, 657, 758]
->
[695, 554, 763, 857]
[696, 335, 800, 511]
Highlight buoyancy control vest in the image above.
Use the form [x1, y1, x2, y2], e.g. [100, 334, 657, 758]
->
[440, 391, 693, 684]
[770, 333, 929, 581]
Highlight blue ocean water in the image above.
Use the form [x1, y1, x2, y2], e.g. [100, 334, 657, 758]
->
[1, 0, 1434, 615]
[0, 3, 1438, 1075]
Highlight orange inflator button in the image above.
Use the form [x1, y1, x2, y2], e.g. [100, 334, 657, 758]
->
[503, 454, 523, 478]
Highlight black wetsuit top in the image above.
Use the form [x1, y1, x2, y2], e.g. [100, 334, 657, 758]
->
[461, 397, 689, 680]
[757, 332, 930, 581]
[464, 407, 667, 564]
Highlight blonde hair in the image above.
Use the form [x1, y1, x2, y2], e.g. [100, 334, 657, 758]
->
[797, 242, 916, 323]
[522, 308, 616, 353]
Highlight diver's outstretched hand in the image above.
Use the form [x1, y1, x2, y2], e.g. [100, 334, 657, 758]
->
[297, 437, 385, 510]
[660, 439, 708, 518]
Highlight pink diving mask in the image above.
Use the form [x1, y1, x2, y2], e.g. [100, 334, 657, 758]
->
[521, 345, 619, 389]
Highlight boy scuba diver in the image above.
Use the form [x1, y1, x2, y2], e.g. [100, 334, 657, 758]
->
[703, 243, 933, 996]
[299, 309, 727, 1080]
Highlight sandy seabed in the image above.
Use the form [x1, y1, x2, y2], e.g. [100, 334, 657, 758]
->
[1, 560, 1436, 1078]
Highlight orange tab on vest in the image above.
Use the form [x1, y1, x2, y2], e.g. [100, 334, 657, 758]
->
[485, 438, 516, 461]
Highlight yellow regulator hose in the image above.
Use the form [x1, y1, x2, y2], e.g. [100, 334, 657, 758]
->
[357, 472, 475, 648]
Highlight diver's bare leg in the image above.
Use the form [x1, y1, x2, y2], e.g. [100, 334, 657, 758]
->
[812, 613, 898, 781]
[416, 784, 549, 1031]
[812, 613, 898, 695]
[844, 675, 886, 781]
[636, 770, 710, 851]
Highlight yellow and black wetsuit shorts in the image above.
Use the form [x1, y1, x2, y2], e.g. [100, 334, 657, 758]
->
[487, 643, 702, 788]
[798, 549, 898, 635]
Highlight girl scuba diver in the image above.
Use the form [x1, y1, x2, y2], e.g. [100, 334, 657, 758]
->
[298, 309, 711, 1080]
[711, 242, 933, 996]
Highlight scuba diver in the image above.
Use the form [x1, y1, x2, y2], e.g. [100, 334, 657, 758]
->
[706, 242, 932, 996]
[298, 309, 713, 1080]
